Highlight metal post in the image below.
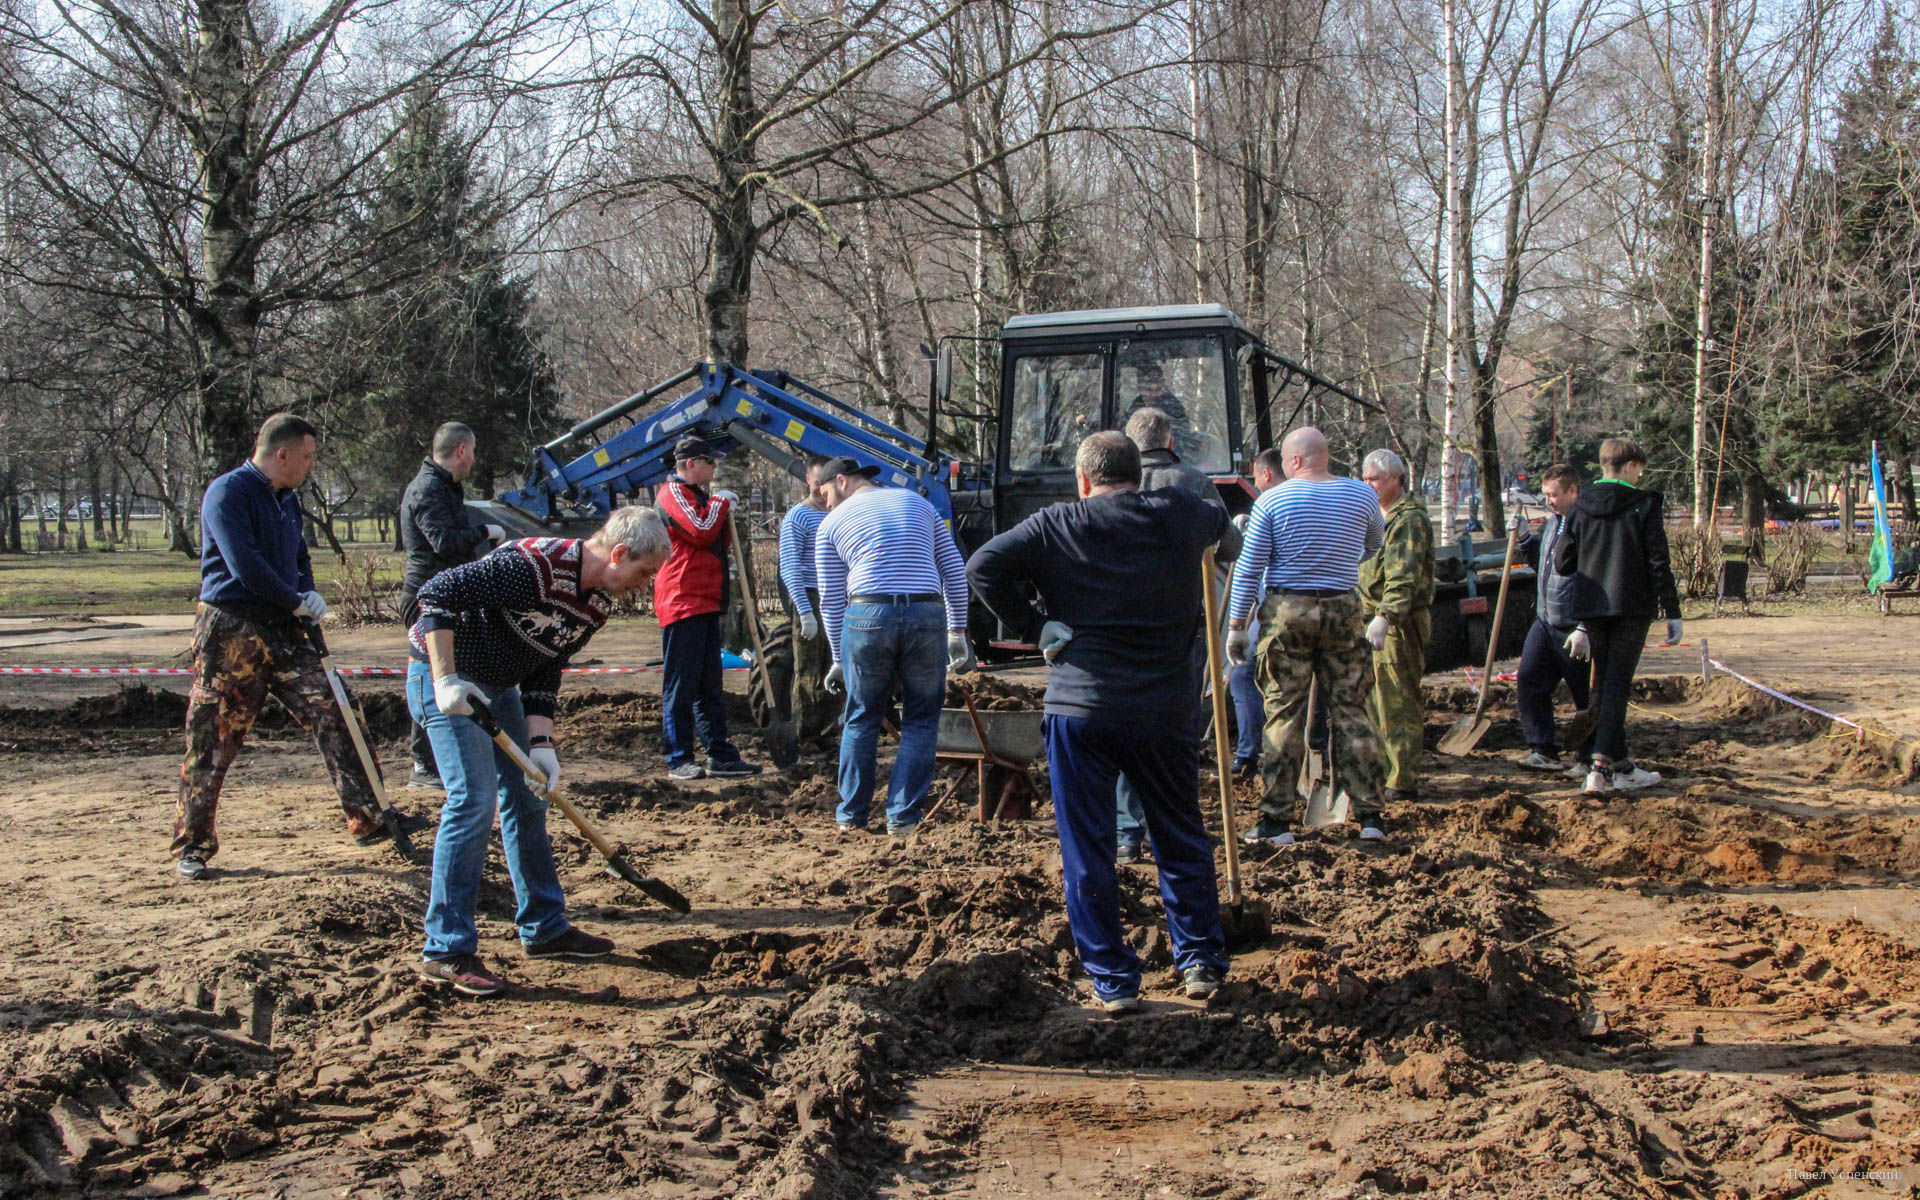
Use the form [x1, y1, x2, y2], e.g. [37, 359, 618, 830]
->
[1699, 637, 1711, 685]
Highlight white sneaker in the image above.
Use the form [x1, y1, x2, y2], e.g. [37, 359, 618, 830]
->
[1563, 762, 1589, 781]
[1582, 768, 1612, 796]
[1611, 765, 1662, 791]
[1518, 751, 1562, 772]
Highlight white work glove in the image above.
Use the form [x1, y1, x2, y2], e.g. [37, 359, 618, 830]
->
[714, 489, 739, 506]
[529, 745, 561, 793]
[824, 663, 844, 695]
[947, 631, 973, 673]
[483, 524, 506, 543]
[1366, 615, 1391, 652]
[295, 590, 327, 621]
[1564, 628, 1592, 661]
[433, 673, 485, 717]
[1226, 628, 1251, 667]
[1037, 620, 1073, 663]
[799, 612, 819, 640]
[1231, 512, 1250, 533]
[1664, 618, 1684, 646]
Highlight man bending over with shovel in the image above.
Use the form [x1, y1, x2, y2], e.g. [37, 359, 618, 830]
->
[408, 506, 670, 997]
[175, 413, 426, 881]
[968, 431, 1230, 1014]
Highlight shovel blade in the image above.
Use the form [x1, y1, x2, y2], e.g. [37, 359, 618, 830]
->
[1437, 714, 1492, 756]
[1221, 895, 1273, 951]
[1561, 708, 1596, 747]
[765, 718, 800, 769]
[1300, 781, 1349, 829]
[606, 852, 692, 913]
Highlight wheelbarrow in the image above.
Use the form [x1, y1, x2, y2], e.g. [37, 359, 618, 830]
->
[934, 687, 1044, 821]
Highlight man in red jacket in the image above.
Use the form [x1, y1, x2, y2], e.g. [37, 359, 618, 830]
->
[655, 437, 761, 780]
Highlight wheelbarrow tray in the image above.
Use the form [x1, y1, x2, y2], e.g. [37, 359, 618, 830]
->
[937, 707, 1044, 763]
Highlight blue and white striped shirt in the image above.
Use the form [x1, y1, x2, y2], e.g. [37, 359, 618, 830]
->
[1227, 477, 1384, 621]
[778, 501, 827, 616]
[816, 485, 969, 661]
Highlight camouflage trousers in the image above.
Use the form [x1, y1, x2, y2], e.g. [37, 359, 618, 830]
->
[1366, 608, 1430, 794]
[1256, 591, 1385, 822]
[174, 605, 383, 859]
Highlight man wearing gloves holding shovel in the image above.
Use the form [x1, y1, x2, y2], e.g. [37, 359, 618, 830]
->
[968, 431, 1230, 1013]
[779, 455, 835, 747]
[407, 506, 670, 997]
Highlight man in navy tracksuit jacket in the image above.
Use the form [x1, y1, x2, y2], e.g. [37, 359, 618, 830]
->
[968, 431, 1230, 1013]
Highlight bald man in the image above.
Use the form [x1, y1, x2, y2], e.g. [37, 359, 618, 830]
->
[1224, 428, 1387, 845]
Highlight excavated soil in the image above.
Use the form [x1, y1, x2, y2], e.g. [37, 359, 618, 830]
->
[0, 665, 1916, 1198]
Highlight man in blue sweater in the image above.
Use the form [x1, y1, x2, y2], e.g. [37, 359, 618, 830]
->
[968, 431, 1230, 1013]
[175, 414, 417, 880]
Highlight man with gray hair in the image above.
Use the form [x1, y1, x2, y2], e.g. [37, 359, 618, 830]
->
[406, 505, 672, 997]
[1358, 448, 1435, 804]
[399, 421, 508, 788]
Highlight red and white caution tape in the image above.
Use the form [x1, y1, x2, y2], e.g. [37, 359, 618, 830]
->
[1705, 657, 1919, 753]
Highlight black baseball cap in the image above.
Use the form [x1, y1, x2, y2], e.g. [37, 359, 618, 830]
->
[673, 436, 717, 463]
[818, 455, 880, 480]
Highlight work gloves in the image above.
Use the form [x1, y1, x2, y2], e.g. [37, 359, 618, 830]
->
[824, 663, 844, 695]
[947, 631, 974, 673]
[434, 673, 486, 717]
[1366, 615, 1391, 652]
[295, 590, 327, 622]
[529, 745, 561, 793]
[713, 489, 739, 508]
[799, 613, 819, 640]
[1565, 628, 1591, 661]
[1226, 628, 1251, 667]
[483, 524, 507, 543]
[1665, 618, 1684, 646]
[1037, 620, 1074, 664]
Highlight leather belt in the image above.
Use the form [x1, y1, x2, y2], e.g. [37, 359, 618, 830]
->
[848, 592, 941, 605]
[1268, 587, 1349, 600]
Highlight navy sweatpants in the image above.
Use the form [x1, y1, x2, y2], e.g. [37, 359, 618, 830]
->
[660, 612, 738, 767]
[1045, 713, 1228, 1000]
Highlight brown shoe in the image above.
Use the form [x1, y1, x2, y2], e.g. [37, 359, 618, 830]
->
[417, 954, 507, 997]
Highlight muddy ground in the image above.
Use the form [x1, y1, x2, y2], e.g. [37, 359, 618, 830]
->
[0, 620, 1918, 1198]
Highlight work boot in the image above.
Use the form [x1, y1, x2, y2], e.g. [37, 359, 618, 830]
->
[407, 765, 443, 791]
[1241, 815, 1295, 847]
[706, 757, 762, 778]
[1182, 965, 1224, 1000]
[525, 927, 615, 961]
[417, 954, 507, 998]
[175, 852, 209, 881]
[1518, 750, 1562, 772]
[353, 810, 430, 847]
[666, 762, 706, 781]
[1611, 765, 1662, 791]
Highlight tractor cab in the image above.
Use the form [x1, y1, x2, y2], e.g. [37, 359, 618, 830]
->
[991, 304, 1266, 530]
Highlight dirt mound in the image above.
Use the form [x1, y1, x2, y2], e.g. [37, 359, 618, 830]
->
[946, 671, 1043, 711]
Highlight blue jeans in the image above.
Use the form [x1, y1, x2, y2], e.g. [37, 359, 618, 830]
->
[1230, 615, 1263, 764]
[661, 612, 737, 767]
[837, 600, 947, 829]
[1046, 713, 1228, 1000]
[406, 662, 569, 958]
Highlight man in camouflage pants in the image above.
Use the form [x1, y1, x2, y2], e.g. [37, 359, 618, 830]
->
[1225, 428, 1388, 845]
[174, 413, 405, 880]
[1358, 449, 1435, 804]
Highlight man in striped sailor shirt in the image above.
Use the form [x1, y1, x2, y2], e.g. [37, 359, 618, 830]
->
[814, 456, 972, 836]
[778, 455, 834, 746]
[1225, 427, 1388, 846]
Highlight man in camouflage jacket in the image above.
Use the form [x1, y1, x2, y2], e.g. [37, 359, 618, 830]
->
[1357, 449, 1435, 802]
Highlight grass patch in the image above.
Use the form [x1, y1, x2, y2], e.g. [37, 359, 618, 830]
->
[0, 542, 407, 617]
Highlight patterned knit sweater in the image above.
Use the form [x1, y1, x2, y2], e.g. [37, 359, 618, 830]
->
[409, 538, 612, 720]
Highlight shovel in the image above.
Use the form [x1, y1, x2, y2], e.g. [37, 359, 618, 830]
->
[1299, 676, 1351, 829]
[726, 510, 800, 768]
[466, 698, 692, 914]
[1200, 557, 1273, 951]
[303, 622, 414, 858]
[1560, 660, 1601, 749]
[1438, 517, 1523, 756]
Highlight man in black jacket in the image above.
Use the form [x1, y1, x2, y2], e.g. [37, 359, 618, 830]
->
[1553, 438, 1683, 796]
[1515, 463, 1592, 774]
[399, 422, 506, 788]
[968, 431, 1230, 1014]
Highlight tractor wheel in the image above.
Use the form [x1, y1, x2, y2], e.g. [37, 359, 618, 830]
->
[748, 619, 796, 730]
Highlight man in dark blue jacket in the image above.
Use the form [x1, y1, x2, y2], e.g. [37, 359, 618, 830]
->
[398, 422, 505, 788]
[175, 414, 414, 881]
[968, 431, 1230, 1014]
[1515, 463, 1592, 773]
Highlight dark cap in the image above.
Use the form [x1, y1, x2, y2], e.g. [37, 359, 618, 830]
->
[673, 436, 717, 463]
[817, 455, 881, 481]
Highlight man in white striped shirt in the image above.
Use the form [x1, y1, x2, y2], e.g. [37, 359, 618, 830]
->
[814, 457, 972, 835]
[1225, 427, 1388, 846]
[778, 456, 833, 745]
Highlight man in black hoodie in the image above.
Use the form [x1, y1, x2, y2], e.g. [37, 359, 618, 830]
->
[1553, 438, 1684, 796]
